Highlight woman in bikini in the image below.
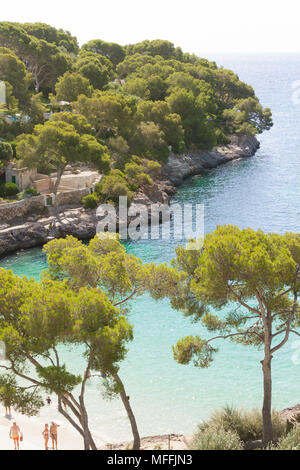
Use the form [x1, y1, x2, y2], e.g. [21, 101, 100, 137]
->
[42, 423, 50, 450]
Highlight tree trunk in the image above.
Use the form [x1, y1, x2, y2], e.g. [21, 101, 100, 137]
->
[58, 395, 97, 450]
[261, 355, 273, 445]
[53, 167, 65, 195]
[79, 404, 97, 450]
[83, 430, 90, 451]
[114, 373, 140, 450]
[79, 376, 97, 450]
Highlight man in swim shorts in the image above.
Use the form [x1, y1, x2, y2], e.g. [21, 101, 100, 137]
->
[9, 422, 22, 450]
[50, 421, 60, 450]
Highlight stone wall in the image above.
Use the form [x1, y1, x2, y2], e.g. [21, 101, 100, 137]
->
[54, 188, 90, 207]
[0, 196, 45, 223]
[34, 177, 53, 193]
[34, 171, 101, 193]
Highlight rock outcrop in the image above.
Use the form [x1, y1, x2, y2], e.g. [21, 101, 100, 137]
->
[162, 135, 259, 186]
[0, 135, 260, 258]
[279, 404, 300, 428]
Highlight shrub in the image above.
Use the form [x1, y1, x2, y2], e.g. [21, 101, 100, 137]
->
[81, 193, 99, 209]
[190, 426, 243, 450]
[215, 129, 231, 145]
[142, 159, 162, 178]
[0, 141, 13, 163]
[22, 187, 39, 197]
[276, 425, 300, 450]
[124, 162, 152, 190]
[0, 182, 19, 197]
[95, 171, 134, 206]
[198, 406, 286, 443]
[130, 121, 170, 162]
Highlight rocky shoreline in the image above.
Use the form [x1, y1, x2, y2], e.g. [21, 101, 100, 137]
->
[0, 134, 259, 258]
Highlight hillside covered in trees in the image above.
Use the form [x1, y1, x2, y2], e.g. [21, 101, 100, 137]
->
[0, 22, 272, 205]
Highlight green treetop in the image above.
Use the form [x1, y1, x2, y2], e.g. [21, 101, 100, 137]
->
[55, 71, 93, 103]
[169, 225, 300, 446]
[42, 233, 183, 448]
[0, 268, 133, 449]
[16, 120, 110, 194]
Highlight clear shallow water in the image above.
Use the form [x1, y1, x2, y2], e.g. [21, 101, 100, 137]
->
[1, 54, 300, 442]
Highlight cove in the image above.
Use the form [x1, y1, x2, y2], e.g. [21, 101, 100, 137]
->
[1, 53, 300, 443]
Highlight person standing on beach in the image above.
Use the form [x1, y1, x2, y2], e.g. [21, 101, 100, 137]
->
[5, 405, 12, 417]
[50, 421, 60, 450]
[9, 422, 22, 450]
[46, 396, 52, 405]
[42, 424, 50, 450]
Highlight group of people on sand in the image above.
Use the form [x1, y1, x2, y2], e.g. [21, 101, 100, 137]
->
[42, 421, 60, 450]
[9, 421, 59, 450]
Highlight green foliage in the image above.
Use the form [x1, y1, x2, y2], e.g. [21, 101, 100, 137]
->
[0, 374, 44, 417]
[107, 136, 130, 170]
[0, 46, 30, 105]
[276, 425, 300, 450]
[198, 406, 286, 443]
[73, 90, 136, 140]
[171, 226, 300, 361]
[116, 54, 159, 78]
[0, 182, 19, 197]
[82, 39, 125, 66]
[81, 192, 99, 209]
[20, 187, 39, 198]
[50, 112, 92, 135]
[172, 335, 217, 367]
[75, 52, 111, 90]
[123, 77, 150, 99]
[23, 93, 47, 127]
[95, 170, 134, 205]
[0, 22, 272, 215]
[137, 101, 184, 152]
[0, 141, 13, 164]
[125, 40, 181, 60]
[55, 71, 93, 102]
[124, 161, 152, 190]
[0, 22, 72, 93]
[190, 426, 243, 450]
[170, 226, 300, 444]
[37, 365, 82, 395]
[16, 120, 110, 193]
[3, 81, 19, 113]
[130, 121, 170, 161]
[22, 22, 79, 55]
[0, 262, 137, 444]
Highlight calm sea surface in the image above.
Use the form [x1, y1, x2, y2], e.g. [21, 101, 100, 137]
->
[1, 54, 300, 442]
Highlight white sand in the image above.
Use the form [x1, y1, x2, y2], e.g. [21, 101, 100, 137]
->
[0, 404, 107, 451]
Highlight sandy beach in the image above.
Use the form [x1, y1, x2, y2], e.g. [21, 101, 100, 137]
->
[0, 404, 191, 451]
[0, 403, 107, 451]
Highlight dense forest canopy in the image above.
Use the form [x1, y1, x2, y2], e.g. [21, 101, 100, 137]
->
[0, 21, 272, 202]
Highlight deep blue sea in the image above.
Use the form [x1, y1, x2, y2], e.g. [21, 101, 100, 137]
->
[1, 54, 300, 442]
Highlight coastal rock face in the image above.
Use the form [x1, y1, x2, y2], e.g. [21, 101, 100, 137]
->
[162, 135, 260, 186]
[0, 135, 260, 257]
[0, 223, 49, 257]
[279, 404, 300, 426]
[0, 208, 99, 257]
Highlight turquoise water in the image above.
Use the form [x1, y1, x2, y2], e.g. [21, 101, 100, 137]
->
[1, 54, 300, 442]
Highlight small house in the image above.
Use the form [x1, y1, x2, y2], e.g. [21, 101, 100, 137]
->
[5, 166, 38, 191]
